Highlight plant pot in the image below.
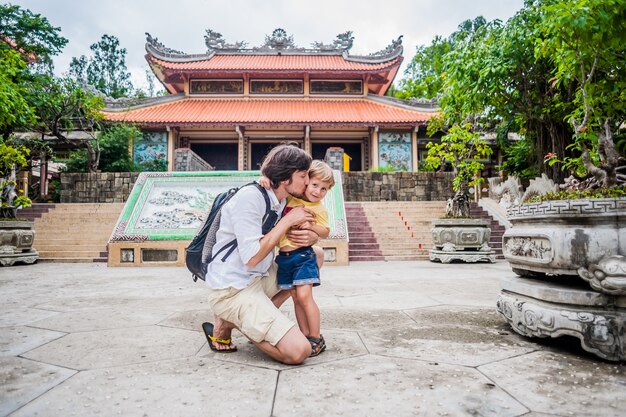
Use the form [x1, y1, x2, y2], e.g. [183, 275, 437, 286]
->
[0, 207, 18, 218]
[503, 198, 626, 294]
[429, 218, 495, 263]
[0, 220, 38, 266]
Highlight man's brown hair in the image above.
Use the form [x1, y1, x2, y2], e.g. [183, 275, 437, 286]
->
[261, 143, 312, 188]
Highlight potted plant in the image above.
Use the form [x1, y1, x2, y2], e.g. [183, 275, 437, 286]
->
[0, 140, 38, 266]
[424, 123, 496, 263]
[496, 0, 626, 361]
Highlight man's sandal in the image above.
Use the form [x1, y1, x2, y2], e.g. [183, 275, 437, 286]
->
[202, 322, 237, 353]
[307, 335, 326, 357]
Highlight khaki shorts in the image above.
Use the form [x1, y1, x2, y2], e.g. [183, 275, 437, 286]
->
[206, 263, 294, 346]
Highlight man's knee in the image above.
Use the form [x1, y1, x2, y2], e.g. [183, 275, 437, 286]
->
[276, 327, 311, 364]
[282, 341, 310, 365]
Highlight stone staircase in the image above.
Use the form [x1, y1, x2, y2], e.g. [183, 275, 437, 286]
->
[346, 201, 446, 261]
[21, 203, 124, 263]
[470, 202, 505, 258]
[345, 203, 385, 261]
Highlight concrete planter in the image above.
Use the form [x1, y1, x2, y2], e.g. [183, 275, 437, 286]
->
[498, 197, 626, 361]
[429, 218, 495, 263]
[503, 198, 626, 295]
[0, 220, 38, 266]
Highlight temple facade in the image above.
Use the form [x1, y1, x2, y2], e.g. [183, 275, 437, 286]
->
[103, 29, 440, 172]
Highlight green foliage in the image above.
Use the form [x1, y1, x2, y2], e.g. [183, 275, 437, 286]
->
[69, 34, 133, 98]
[0, 48, 36, 137]
[0, 3, 68, 70]
[424, 123, 492, 192]
[136, 158, 167, 172]
[369, 165, 399, 172]
[61, 149, 89, 173]
[395, 17, 487, 101]
[0, 139, 32, 211]
[499, 136, 540, 179]
[526, 186, 626, 203]
[98, 125, 142, 172]
[0, 140, 29, 178]
[396, 36, 451, 100]
[535, 0, 626, 185]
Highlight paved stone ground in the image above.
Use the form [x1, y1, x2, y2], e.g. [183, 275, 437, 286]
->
[0, 261, 624, 417]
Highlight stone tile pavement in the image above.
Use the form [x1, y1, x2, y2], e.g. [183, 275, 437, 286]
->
[0, 261, 624, 417]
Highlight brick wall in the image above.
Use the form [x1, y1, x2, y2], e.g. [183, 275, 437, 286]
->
[60, 172, 141, 203]
[60, 171, 455, 203]
[342, 172, 455, 201]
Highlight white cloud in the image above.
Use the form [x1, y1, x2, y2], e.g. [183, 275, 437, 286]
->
[15, 0, 524, 91]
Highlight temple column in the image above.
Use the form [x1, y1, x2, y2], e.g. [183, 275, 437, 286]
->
[39, 153, 48, 197]
[370, 126, 379, 170]
[304, 125, 311, 155]
[236, 126, 245, 171]
[412, 126, 419, 172]
[166, 126, 175, 172]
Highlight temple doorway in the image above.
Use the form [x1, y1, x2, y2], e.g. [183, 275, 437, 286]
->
[190, 142, 238, 170]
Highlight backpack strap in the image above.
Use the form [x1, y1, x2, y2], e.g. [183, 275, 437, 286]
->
[213, 182, 276, 263]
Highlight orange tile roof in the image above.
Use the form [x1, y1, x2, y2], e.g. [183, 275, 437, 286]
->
[103, 98, 436, 126]
[150, 55, 401, 72]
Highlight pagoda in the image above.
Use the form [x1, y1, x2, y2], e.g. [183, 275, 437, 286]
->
[103, 29, 437, 171]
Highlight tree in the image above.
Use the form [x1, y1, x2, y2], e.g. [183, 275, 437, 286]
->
[69, 34, 133, 98]
[424, 121, 493, 216]
[0, 4, 69, 138]
[396, 36, 451, 100]
[537, 0, 626, 188]
[26, 75, 104, 172]
[0, 48, 36, 138]
[395, 17, 487, 101]
[98, 125, 141, 172]
[0, 3, 67, 71]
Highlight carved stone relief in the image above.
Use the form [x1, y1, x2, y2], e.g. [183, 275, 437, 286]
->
[497, 292, 624, 361]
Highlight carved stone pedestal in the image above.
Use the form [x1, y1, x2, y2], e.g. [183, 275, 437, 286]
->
[429, 218, 495, 263]
[0, 220, 38, 266]
[497, 275, 625, 361]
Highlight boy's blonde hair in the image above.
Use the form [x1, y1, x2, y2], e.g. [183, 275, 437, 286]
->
[309, 160, 335, 188]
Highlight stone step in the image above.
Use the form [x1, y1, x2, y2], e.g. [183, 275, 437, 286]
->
[349, 255, 386, 261]
[38, 257, 107, 263]
[33, 244, 106, 251]
[37, 250, 105, 258]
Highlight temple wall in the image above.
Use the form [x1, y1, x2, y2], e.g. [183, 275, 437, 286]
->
[60, 172, 141, 203]
[342, 172, 455, 201]
[60, 171, 455, 203]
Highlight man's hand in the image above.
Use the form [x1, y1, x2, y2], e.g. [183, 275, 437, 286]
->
[283, 205, 314, 227]
[296, 220, 314, 230]
[286, 228, 319, 247]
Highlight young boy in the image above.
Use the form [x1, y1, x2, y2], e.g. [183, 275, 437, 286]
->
[260, 160, 334, 356]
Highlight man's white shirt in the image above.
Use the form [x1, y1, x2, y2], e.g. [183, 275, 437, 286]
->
[204, 185, 285, 289]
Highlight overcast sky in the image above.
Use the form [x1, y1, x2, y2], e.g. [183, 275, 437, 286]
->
[14, 0, 524, 91]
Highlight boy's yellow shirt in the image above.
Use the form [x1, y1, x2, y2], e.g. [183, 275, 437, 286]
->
[278, 197, 329, 249]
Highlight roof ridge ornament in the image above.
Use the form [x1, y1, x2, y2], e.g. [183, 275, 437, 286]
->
[145, 32, 184, 55]
[204, 29, 247, 51]
[344, 36, 403, 63]
[311, 31, 354, 52]
[369, 35, 403, 57]
[259, 28, 297, 50]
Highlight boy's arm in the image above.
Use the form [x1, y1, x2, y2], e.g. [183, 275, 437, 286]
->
[306, 222, 329, 239]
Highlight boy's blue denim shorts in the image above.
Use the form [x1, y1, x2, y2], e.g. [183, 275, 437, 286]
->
[276, 246, 320, 290]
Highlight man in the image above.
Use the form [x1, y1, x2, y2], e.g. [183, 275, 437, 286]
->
[204, 144, 318, 364]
